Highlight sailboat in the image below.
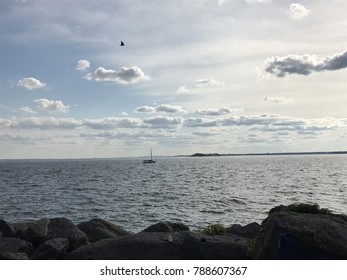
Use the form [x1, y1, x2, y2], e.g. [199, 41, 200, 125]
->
[143, 149, 156, 163]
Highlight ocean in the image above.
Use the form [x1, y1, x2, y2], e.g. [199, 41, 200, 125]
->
[0, 155, 346, 233]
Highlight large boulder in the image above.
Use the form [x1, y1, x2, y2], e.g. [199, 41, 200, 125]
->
[31, 238, 69, 260]
[0, 237, 33, 255]
[15, 218, 88, 251]
[77, 219, 132, 243]
[142, 222, 190, 233]
[0, 219, 17, 238]
[227, 222, 260, 239]
[64, 231, 248, 260]
[250, 211, 347, 259]
[45, 218, 88, 251]
[15, 218, 50, 245]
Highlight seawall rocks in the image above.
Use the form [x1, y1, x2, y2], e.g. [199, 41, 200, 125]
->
[0, 205, 346, 260]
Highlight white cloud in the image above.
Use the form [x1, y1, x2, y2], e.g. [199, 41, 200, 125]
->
[0, 117, 81, 130]
[184, 117, 220, 127]
[265, 50, 347, 77]
[155, 104, 186, 114]
[34, 99, 69, 113]
[85, 66, 149, 84]
[19, 107, 36, 114]
[143, 116, 184, 128]
[288, 3, 310, 20]
[264, 96, 292, 104]
[18, 77, 46, 90]
[245, 0, 271, 3]
[134, 106, 156, 113]
[134, 104, 186, 114]
[82, 117, 143, 129]
[195, 107, 243, 116]
[195, 77, 225, 87]
[177, 86, 190, 94]
[76, 59, 91, 71]
[192, 131, 221, 137]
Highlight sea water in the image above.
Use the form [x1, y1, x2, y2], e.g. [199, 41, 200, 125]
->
[0, 155, 346, 232]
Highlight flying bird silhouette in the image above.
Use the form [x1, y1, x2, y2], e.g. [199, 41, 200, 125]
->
[120, 41, 125, 46]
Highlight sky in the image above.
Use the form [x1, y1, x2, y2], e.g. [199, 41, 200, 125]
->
[0, 0, 346, 159]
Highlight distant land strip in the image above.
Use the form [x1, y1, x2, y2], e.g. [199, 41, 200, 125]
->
[176, 151, 347, 157]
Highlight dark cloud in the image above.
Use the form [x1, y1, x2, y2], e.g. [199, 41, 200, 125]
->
[265, 50, 347, 77]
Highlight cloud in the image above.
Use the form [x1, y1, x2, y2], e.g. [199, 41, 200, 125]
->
[245, 0, 271, 3]
[177, 86, 190, 94]
[19, 107, 37, 114]
[0, 117, 81, 130]
[134, 106, 156, 113]
[76, 59, 91, 71]
[82, 117, 143, 130]
[134, 104, 185, 114]
[184, 117, 220, 127]
[218, 0, 225, 5]
[265, 50, 347, 77]
[195, 107, 243, 116]
[195, 77, 225, 87]
[264, 96, 292, 104]
[155, 104, 186, 114]
[192, 131, 221, 136]
[18, 77, 46, 90]
[288, 3, 310, 20]
[85, 66, 149, 84]
[143, 116, 183, 128]
[34, 99, 69, 113]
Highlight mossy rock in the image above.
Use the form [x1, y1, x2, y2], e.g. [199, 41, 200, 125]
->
[269, 203, 332, 215]
[202, 224, 227, 236]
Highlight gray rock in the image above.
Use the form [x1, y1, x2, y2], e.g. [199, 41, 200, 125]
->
[142, 222, 190, 233]
[0, 237, 33, 255]
[0, 219, 17, 238]
[77, 219, 131, 243]
[250, 212, 347, 259]
[16, 218, 50, 245]
[46, 218, 88, 251]
[31, 238, 69, 260]
[0, 252, 29, 260]
[227, 222, 260, 239]
[16, 218, 88, 251]
[64, 231, 248, 260]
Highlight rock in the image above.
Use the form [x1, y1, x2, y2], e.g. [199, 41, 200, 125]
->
[227, 222, 260, 239]
[16, 218, 88, 251]
[250, 212, 347, 259]
[15, 218, 50, 245]
[77, 219, 132, 243]
[0, 237, 33, 255]
[46, 218, 88, 251]
[31, 238, 69, 260]
[64, 231, 248, 260]
[0, 219, 17, 238]
[0, 252, 29, 260]
[142, 222, 190, 233]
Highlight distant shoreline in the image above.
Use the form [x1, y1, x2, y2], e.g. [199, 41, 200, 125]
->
[0, 151, 346, 161]
[180, 151, 347, 157]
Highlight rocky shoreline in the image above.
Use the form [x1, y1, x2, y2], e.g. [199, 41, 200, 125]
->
[1, 204, 346, 260]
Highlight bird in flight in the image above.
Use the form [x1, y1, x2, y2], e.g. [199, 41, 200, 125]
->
[120, 41, 125, 46]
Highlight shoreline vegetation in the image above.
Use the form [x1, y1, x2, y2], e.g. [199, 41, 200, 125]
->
[1, 203, 346, 260]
